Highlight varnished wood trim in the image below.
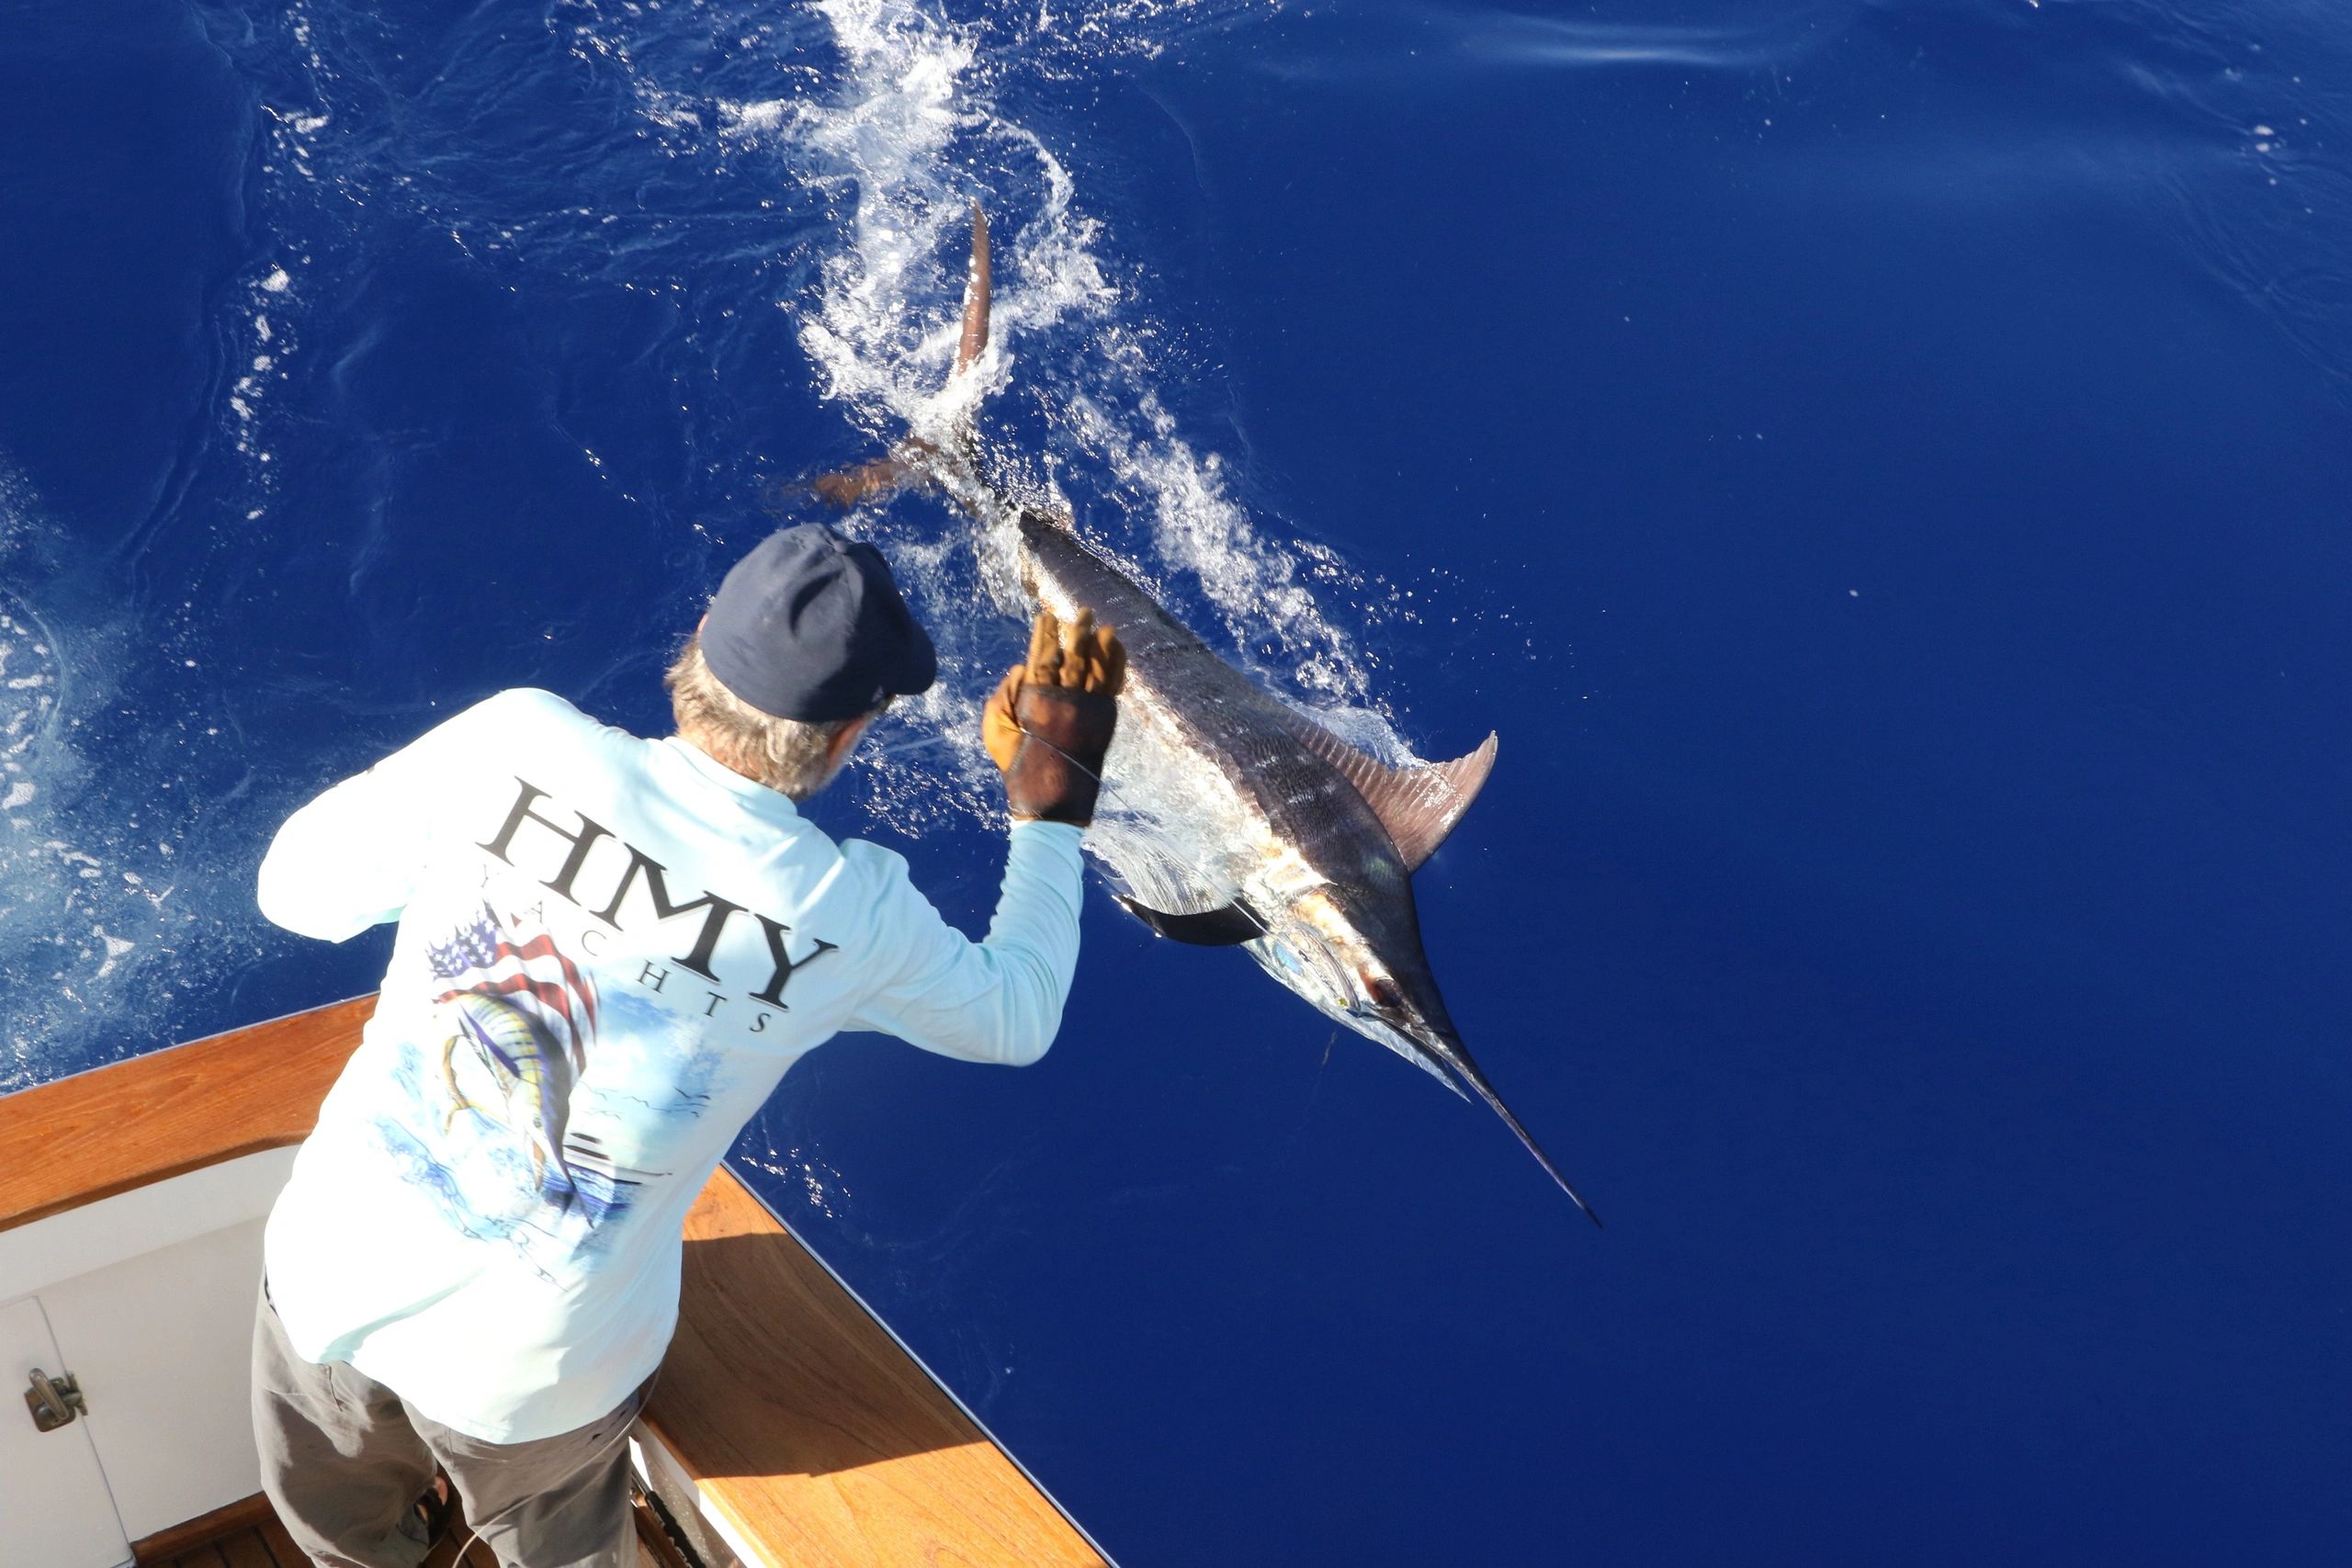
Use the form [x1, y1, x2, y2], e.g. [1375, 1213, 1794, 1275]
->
[646, 1167, 1109, 1568]
[130, 1492, 275, 1565]
[9, 996, 1104, 1566]
[0, 996, 374, 1233]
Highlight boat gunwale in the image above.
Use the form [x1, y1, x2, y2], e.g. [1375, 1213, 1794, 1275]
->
[0, 994, 375, 1234]
[0, 996, 1113, 1567]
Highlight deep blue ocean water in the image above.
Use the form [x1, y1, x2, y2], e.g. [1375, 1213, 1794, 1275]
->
[6, 0, 2349, 1561]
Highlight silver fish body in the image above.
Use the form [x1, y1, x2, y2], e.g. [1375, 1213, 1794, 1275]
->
[832, 207, 1599, 1224]
[1012, 511, 1599, 1224]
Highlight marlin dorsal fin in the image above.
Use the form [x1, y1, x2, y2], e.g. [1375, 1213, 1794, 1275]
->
[1282, 719, 1498, 872]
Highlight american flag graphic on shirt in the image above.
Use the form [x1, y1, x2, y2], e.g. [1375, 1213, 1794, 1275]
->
[404, 902, 652, 1233]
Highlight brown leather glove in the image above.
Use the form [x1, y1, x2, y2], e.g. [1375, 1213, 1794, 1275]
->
[983, 608, 1126, 825]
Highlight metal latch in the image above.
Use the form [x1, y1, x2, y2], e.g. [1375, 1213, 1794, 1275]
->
[25, 1367, 86, 1432]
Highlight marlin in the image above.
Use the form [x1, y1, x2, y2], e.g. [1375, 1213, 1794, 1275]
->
[821, 210, 1600, 1225]
[442, 989, 579, 1202]
[425, 902, 599, 1208]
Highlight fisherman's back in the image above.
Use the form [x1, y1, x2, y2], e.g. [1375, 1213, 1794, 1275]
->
[258, 685, 1081, 1442]
[246, 526, 1126, 1568]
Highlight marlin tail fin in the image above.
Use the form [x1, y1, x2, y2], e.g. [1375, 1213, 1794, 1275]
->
[807, 205, 993, 511]
[955, 202, 990, 378]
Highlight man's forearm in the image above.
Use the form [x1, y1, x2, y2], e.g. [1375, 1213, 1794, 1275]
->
[971, 818, 1086, 1064]
[256, 772, 414, 941]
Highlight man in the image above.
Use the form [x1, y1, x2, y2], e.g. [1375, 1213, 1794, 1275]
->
[249, 523, 1125, 1568]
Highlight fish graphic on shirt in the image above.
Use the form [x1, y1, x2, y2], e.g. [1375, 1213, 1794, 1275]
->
[442, 990, 579, 1200]
[424, 903, 601, 1208]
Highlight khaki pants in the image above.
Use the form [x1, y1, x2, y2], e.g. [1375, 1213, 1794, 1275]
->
[251, 1281, 648, 1568]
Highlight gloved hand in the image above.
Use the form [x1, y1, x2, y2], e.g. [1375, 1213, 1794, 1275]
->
[982, 607, 1126, 825]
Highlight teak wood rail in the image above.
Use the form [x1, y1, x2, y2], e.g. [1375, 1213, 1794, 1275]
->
[0, 997, 1108, 1568]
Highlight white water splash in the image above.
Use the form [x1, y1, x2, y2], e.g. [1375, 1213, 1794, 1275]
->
[0, 469, 245, 1087]
[747, 0, 1415, 807]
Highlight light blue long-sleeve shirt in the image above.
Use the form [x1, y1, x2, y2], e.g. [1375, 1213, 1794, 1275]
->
[257, 687, 1083, 1441]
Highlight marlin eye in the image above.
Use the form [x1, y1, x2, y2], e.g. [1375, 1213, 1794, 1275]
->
[1362, 973, 1403, 1011]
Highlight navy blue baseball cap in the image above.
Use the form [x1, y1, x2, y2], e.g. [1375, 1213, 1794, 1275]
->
[701, 525, 937, 722]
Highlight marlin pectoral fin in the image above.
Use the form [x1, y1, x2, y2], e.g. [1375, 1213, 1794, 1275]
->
[1116, 895, 1266, 946]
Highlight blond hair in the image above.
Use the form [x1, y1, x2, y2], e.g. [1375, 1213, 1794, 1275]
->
[663, 635, 863, 801]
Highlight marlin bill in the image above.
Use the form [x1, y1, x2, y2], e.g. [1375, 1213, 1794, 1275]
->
[819, 209, 1600, 1226]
